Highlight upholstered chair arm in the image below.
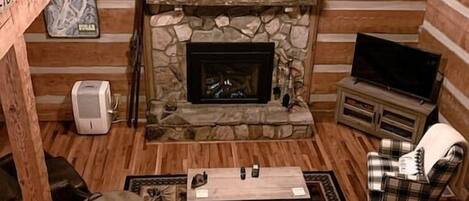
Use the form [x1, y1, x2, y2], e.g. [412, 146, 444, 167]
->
[379, 139, 415, 159]
[380, 173, 431, 201]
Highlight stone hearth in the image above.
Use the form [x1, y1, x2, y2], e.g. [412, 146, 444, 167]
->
[146, 101, 314, 141]
[145, 1, 316, 142]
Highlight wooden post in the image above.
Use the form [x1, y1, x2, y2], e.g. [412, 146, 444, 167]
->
[303, 3, 321, 103]
[0, 36, 52, 201]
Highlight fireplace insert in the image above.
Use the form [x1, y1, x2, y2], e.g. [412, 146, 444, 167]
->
[187, 43, 275, 104]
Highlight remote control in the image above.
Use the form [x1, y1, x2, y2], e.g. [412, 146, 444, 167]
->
[240, 167, 246, 180]
[252, 164, 260, 178]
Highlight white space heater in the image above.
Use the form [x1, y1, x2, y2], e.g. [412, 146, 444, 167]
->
[71, 80, 112, 135]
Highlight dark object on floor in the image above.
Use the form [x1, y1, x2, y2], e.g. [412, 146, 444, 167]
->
[273, 86, 281, 100]
[190, 171, 208, 189]
[282, 93, 290, 107]
[0, 152, 92, 201]
[124, 171, 346, 201]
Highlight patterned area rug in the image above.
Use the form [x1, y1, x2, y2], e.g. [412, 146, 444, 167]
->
[124, 171, 345, 201]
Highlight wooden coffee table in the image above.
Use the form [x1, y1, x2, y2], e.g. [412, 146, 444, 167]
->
[187, 167, 310, 201]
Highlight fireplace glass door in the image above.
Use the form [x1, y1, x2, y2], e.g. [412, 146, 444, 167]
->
[187, 43, 274, 104]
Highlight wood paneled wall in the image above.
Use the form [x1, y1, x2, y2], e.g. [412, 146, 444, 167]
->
[309, 0, 426, 111]
[2, 0, 144, 121]
[417, 0, 469, 199]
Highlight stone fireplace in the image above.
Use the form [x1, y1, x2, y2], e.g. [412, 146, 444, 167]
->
[145, 0, 316, 141]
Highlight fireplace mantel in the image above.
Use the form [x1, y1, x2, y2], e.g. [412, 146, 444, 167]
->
[146, 0, 317, 6]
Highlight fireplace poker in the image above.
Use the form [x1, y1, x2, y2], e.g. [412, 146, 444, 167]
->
[282, 58, 294, 108]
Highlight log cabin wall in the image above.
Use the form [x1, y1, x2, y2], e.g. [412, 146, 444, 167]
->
[0, 0, 458, 123]
[309, 0, 426, 111]
[17, 0, 145, 121]
[417, 0, 469, 198]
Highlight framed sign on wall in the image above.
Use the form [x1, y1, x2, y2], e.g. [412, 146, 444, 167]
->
[44, 0, 100, 38]
[0, 0, 15, 13]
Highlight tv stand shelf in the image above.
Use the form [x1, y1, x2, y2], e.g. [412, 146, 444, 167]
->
[335, 77, 437, 143]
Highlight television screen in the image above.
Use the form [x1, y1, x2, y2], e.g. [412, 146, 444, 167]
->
[351, 33, 441, 102]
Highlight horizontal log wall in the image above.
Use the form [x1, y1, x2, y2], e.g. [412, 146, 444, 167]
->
[309, 0, 426, 112]
[418, 0, 469, 199]
[0, 0, 145, 121]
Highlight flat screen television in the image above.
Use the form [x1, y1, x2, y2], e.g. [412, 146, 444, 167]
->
[351, 33, 442, 103]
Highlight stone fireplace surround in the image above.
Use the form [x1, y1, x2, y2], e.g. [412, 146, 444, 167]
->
[145, 0, 316, 141]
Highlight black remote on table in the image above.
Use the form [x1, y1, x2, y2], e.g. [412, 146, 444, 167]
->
[240, 167, 246, 180]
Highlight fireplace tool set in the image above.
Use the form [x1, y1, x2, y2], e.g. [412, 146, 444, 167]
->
[128, 0, 144, 128]
[276, 49, 302, 110]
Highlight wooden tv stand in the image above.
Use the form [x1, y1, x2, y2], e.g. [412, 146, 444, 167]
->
[335, 77, 437, 143]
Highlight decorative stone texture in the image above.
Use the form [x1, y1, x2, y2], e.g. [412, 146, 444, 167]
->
[292, 125, 307, 138]
[174, 23, 192, 41]
[291, 60, 304, 78]
[202, 17, 216, 30]
[279, 13, 298, 24]
[279, 40, 292, 50]
[230, 16, 261, 37]
[262, 125, 276, 139]
[152, 28, 173, 50]
[223, 27, 251, 42]
[153, 51, 170, 67]
[218, 111, 244, 125]
[277, 125, 293, 138]
[187, 16, 203, 28]
[291, 26, 309, 49]
[252, 32, 269, 42]
[215, 15, 230, 27]
[298, 14, 309, 26]
[261, 7, 277, 23]
[183, 112, 224, 126]
[150, 11, 184, 27]
[249, 125, 263, 139]
[212, 126, 235, 140]
[288, 48, 307, 60]
[280, 23, 292, 34]
[265, 18, 280, 35]
[264, 111, 289, 124]
[243, 108, 262, 124]
[271, 33, 286, 41]
[191, 28, 224, 42]
[194, 127, 211, 140]
[165, 45, 177, 56]
[234, 125, 249, 139]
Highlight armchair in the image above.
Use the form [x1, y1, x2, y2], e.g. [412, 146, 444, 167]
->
[367, 123, 466, 201]
[0, 152, 92, 201]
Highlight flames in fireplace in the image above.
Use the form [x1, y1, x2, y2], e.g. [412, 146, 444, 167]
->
[202, 63, 260, 99]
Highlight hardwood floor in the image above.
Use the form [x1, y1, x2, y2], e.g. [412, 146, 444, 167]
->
[0, 113, 381, 200]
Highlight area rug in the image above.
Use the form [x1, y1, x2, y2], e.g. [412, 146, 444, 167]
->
[124, 171, 346, 201]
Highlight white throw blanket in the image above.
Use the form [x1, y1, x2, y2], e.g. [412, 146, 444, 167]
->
[415, 123, 467, 178]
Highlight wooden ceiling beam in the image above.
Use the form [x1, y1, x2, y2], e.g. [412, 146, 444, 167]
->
[0, 0, 50, 58]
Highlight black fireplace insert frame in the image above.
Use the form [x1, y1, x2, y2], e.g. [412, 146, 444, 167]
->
[187, 42, 275, 104]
